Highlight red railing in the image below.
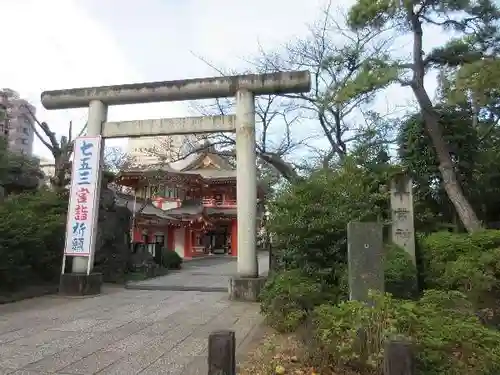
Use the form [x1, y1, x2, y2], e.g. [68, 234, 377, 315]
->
[202, 198, 237, 207]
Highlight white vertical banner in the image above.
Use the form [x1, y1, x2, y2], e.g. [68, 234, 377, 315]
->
[64, 136, 102, 256]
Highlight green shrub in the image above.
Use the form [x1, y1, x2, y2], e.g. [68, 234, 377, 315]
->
[311, 290, 500, 375]
[0, 190, 67, 289]
[259, 269, 341, 333]
[420, 230, 500, 308]
[268, 160, 390, 286]
[385, 243, 418, 299]
[0, 138, 42, 195]
[162, 250, 183, 269]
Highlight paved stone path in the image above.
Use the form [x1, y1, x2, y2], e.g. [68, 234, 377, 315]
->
[0, 255, 270, 374]
[126, 253, 269, 292]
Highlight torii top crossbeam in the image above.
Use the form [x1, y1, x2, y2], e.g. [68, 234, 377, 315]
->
[41, 71, 311, 109]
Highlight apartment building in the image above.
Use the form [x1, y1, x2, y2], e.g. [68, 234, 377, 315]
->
[0, 88, 35, 155]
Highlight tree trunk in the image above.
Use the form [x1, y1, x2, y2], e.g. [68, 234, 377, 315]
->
[413, 85, 483, 233]
[51, 153, 69, 193]
[439, 163, 482, 232]
[259, 152, 301, 183]
[408, 13, 482, 233]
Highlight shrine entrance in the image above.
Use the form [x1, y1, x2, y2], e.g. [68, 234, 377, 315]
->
[41, 71, 310, 299]
[205, 225, 230, 254]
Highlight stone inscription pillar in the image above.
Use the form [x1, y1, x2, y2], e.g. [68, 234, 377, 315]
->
[235, 89, 258, 277]
[72, 99, 107, 273]
[347, 221, 384, 302]
[390, 174, 416, 265]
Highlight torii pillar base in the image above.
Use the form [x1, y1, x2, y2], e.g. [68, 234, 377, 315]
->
[228, 276, 267, 302]
[59, 273, 102, 296]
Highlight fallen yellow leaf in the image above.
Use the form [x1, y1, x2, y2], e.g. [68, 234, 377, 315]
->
[275, 364, 286, 374]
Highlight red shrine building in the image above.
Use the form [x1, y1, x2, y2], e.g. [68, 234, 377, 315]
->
[115, 146, 266, 260]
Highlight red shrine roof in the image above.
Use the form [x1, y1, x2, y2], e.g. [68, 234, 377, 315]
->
[162, 199, 238, 220]
[115, 144, 237, 187]
[115, 193, 221, 227]
[115, 143, 267, 194]
[163, 199, 204, 218]
[114, 192, 179, 222]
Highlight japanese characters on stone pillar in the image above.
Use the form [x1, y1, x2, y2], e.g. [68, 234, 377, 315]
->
[390, 173, 416, 265]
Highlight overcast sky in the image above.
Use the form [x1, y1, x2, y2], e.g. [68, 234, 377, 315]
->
[1, 0, 447, 161]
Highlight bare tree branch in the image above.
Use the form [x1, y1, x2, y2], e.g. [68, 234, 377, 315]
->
[20, 105, 90, 192]
[138, 2, 397, 182]
[250, 3, 397, 162]
[140, 53, 314, 184]
[21, 105, 55, 152]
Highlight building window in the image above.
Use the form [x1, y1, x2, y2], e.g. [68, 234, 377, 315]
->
[21, 138, 29, 145]
[147, 243, 155, 257]
[164, 186, 178, 198]
[144, 185, 160, 199]
[151, 185, 161, 197]
[22, 127, 30, 135]
[194, 232, 203, 246]
[178, 189, 186, 200]
[137, 187, 146, 199]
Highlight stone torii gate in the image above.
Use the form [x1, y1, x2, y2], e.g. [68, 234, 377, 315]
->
[41, 71, 311, 300]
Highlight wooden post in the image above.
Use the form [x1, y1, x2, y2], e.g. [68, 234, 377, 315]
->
[208, 330, 236, 375]
[384, 339, 415, 375]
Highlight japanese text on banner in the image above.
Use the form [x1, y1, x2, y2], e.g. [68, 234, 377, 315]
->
[71, 140, 95, 253]
[65, 137, 101, 256]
